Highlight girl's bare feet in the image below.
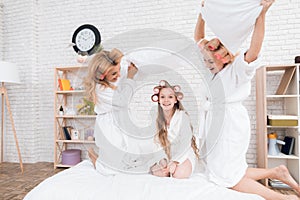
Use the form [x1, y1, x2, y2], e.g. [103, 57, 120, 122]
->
[272, 165, 300, 195]
[88, 148, 98, 168]
[150, 158, 170, 177]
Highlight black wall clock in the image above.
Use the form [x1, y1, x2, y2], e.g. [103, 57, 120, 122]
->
[72, 24, 101, 55]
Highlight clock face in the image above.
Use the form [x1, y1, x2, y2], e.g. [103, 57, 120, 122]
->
[72, 24, 101, 55]
[75, 29, 96, 52]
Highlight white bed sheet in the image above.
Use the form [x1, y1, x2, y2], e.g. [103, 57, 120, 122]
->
[24, 160, 265, 200]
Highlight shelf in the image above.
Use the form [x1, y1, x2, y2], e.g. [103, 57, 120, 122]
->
[56, 140, 95, 144]
[56, 115, 96, 118]
[267, 125, 299, 129]
[256, 64, 300, 186]
[54, 66, 96, 169]
[266, 94, 299, 98]
[268, 153, 299, 160]
[55, 90, 85, 94]
[56, 66, 87, 71]
[266, 64, 296, 71]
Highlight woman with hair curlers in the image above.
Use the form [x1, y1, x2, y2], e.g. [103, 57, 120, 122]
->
[194, 0, 300, 199]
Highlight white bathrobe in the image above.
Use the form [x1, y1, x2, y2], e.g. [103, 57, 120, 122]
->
[155, 110, 196, 171]
[203, 50, 260, 187]
[93, 56, 158, 175]
[94, 59, 139, 175]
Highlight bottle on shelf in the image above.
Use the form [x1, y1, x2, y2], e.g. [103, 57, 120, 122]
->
[59, 105, 64, 116]
[268, 133, 285, 156]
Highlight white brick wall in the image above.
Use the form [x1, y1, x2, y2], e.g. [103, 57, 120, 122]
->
[1, 0, 40, 163]
[0, 0, 3, 59]
[1, 0, 299, 167]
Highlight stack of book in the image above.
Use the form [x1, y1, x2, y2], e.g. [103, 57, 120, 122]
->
[268, 179, 292, 189]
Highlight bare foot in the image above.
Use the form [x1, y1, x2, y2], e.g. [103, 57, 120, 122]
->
[88, 148, 98, 168]
[159, 158, 168, 168]
[150, 158, 170, 177]
[150, 163, 170, 177]
[272, 165, 300, 195]
[168, 161, 178, 175]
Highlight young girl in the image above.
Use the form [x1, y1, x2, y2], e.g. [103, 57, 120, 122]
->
[194, 1, 300, 199]
[149, 80, 199, 179]
[84, 48, 139, 174]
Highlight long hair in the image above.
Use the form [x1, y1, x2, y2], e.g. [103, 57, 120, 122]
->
[83, 48, 123, 104]
[156, 95, 185, 160]
[153, 80, 199, 160]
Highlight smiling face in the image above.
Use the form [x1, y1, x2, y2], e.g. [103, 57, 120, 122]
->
[159, 88, 177, 112]
[202, 48, 224, 74]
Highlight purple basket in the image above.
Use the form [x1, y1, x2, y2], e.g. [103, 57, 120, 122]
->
[62, 149, 81, 165]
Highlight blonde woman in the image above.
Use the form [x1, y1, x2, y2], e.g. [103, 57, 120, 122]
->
[84, 48, 139, 174]
[195, 1, 300, 199]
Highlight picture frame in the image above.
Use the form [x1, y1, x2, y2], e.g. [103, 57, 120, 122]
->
[71, 129, 80, 140]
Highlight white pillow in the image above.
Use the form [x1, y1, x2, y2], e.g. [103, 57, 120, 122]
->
[200, 0, 262, 53]
[121, 46, 190, 76]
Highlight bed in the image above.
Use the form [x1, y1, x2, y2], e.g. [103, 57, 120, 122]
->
[24, 160, 264, 200]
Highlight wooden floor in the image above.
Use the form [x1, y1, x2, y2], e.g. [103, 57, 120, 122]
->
[0, 162, 64, 200]
[0, 162, 298, 200]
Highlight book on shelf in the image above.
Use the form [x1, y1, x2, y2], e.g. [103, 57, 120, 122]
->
[269, 179, 292, 189]
[267, 115, 298, 126]
[58, 79, 71, 90]
[62, 126, 72, 140]
[275, 66, 296, 95]
[281, 136, 295, 155]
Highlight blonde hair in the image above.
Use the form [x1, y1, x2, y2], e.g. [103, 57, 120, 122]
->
[154, 81, 199, 160]
[83, 48, 123, 103]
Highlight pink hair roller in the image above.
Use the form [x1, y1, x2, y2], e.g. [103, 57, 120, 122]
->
[221, 57, 230, 64]
[151, 94, 159, 102]
[159, 80, 166, 87]
[99, 74, 105, 80]
[214, 53, 222, 60]
[153, 87, 160, 94]
[208, 45, 215, 51]
[177, 94, 184, 101]
[173, 85, 181, 92]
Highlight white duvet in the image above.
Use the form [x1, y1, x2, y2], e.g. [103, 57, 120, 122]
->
[24, 160, 264, 200]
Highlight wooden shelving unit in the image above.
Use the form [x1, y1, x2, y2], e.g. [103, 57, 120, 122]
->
[54, 66, 96, 169]
[256, 64, 300, 186]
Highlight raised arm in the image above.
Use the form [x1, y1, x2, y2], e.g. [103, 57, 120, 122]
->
[194, 13, 206, 42]
[244, 0, 274, 63]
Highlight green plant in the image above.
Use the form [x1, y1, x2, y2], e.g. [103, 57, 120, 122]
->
[76, 98, 95, 115]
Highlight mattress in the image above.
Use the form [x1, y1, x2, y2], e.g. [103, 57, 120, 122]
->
[24, 160, 265, 200]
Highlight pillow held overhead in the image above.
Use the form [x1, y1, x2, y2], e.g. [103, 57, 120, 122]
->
[200, 0, 262, 54]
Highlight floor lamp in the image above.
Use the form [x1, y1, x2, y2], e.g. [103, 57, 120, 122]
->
[0, 61, 23, 173]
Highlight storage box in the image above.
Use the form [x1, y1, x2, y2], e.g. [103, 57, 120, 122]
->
[267, 115, 298, 126]
[62, 149, 81, 165]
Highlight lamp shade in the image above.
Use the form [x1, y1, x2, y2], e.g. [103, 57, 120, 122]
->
[0, 61, 20, 83]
